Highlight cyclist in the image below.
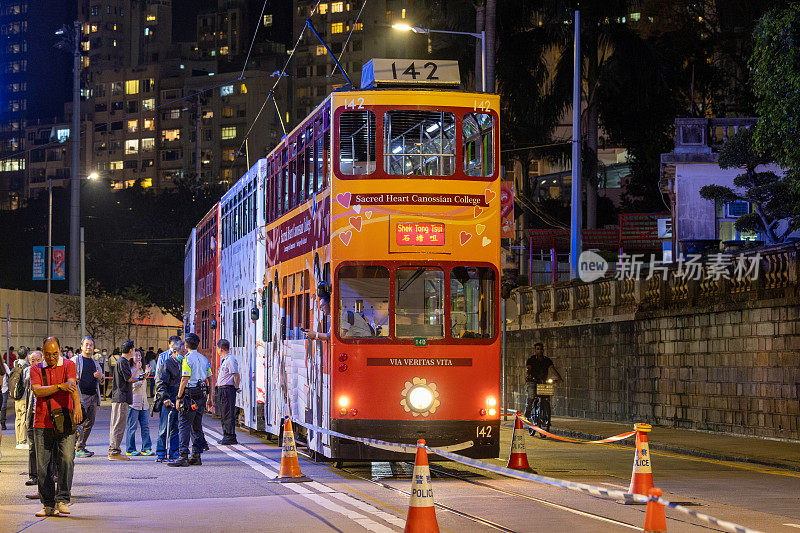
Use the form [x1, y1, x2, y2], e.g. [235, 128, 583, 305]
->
[524, 342, 563, 424]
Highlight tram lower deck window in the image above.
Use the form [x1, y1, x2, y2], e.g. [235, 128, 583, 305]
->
[450, 266, 495, 339]
[384, 111, 455, 176]
[395, 267, 444, 338]
[337, 265, 389, 338]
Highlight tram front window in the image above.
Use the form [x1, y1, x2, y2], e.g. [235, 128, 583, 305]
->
[450, 267, 495, 339]
[339, 110, 376, 175]
[384, 111, 455, 176]
[463, 112, 494, 177]
[395, 267, 444, 338]
[337, 265, 389, 338]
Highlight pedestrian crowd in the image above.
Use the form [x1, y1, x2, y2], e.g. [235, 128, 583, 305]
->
[0, 334, 240, 518]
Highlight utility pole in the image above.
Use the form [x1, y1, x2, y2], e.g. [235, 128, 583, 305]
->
[80, 226, 86, 340]
[195, 93, 202, 184]
[569, 10, 582, 279]
[69, 20, 81, 295]
[47, 178, 53, 337]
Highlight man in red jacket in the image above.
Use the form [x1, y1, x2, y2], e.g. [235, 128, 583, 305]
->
[30, 337, 83, 517]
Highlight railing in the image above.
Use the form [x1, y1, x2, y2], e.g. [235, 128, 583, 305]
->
[511, 242, 800, 322]
[673, 117, 757, 153]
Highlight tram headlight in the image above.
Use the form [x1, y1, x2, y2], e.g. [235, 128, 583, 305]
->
[338, 396, 349, 408]
[407, 385, 435, 412]
[486, 397, 497, 407]
[400, 377, 441, 417]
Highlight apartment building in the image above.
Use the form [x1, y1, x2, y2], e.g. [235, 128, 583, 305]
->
[0, 1, 73, 209]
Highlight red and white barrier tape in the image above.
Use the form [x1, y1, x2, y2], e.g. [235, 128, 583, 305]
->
[289, 417, 762, 533]
[515, 413, 635, 443]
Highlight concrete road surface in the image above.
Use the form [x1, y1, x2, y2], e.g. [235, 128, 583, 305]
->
[1, 404, 798, 532]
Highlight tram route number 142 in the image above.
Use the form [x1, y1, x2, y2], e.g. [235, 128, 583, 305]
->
[477, 425, 492, 438]
[391, 61, 439, 81]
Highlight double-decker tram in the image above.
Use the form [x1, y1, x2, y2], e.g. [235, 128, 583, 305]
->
[192, 58, 501, 459]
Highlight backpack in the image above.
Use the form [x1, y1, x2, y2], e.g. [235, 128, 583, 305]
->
[8, 362, 26, 400]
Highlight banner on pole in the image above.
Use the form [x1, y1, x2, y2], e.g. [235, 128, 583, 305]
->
[52, 246, 66, 281]
[33, 246, 46, 280]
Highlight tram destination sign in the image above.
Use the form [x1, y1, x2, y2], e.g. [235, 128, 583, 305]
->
[361, 58, 460, 88]
[396, 222, 445, 246]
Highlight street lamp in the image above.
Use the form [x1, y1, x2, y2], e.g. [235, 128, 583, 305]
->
[392, 23, 486, 92]
[45, 173, 100, 337]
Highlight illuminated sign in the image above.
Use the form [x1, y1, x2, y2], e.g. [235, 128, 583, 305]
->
[396, 222, 445, 246]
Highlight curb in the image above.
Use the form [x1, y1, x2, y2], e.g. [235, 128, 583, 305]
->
[545, 426, 800, 473]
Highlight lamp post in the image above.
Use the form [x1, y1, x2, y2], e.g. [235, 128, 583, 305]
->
[392, 24, 486, 92]
[45, 172, 98, 338]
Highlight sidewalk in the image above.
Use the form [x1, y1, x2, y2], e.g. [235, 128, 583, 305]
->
[502, 415, 800, 472]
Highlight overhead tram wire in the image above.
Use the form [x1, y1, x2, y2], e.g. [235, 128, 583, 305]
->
[240, 0, 270, 80]
[328, 0, 369, 79]
[224, 0, 324, 180]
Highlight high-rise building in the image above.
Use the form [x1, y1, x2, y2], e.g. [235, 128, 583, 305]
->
[0, 1, 74, 209]
[290, 0, 423, 125]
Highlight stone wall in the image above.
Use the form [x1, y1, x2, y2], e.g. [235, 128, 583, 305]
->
[506, 244, 800, 440]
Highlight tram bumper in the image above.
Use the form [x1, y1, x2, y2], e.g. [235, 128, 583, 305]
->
[329, 419, 500, 461]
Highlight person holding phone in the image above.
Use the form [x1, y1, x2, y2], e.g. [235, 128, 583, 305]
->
[124, 349, 153, 456]
[108, 341, 136, 461]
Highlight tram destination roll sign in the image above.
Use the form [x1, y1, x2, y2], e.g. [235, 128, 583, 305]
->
[361, 59, 460, 88]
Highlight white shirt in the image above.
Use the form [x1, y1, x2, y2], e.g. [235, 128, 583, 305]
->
[216, 354, 239, 387]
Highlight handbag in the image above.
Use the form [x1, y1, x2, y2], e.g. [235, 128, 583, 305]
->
[41, 365, 74, 436]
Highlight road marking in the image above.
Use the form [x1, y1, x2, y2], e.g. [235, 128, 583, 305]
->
[203, 426, 402, 532]
[783, 524, 800, 529]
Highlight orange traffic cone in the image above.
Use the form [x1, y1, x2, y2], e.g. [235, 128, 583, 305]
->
[404, 439, 439, 533]
[506, 412, 535, 473]
[644, 488, 667, 532]
[628, 423, 655, 497]
[274, 418, 311, 483]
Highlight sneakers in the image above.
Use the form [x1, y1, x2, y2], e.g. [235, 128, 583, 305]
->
[140, 449, 154, 456]
[167, 456, 190, 467]
[188, 454, 202, 466]
[75, 449, 94, 458]
[108, 453, 130, 461]
[25, 478, 38, 486]
[55, 502, 71, 515]
[126, 451, 141, 456]
[35, 507, 59, 517]
[218, 437, 238, 445]
[16, 442, 29, 450]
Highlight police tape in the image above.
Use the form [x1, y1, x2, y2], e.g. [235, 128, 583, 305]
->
[290, 417, 762, 533]
[517, 414, 635, 443]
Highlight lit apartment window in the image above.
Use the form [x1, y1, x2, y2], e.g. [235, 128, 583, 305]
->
[263, 14, 273, 26]
[162, 129, 180, 141]
[220, 46, 229, 55]
[144, 28, 150, 36]
[142, 98, 155, 110]
[125, 80, 139, 94]
[142, 138, 155, 151]
[240, 83, 247, 94]
[90, 24, 98, 33]
[56, 128, 70, 143]
[222, 107, 234, 118]
[353, 22, 363, 31]
[316, 45, 326, 55]
[221, 126, 236, 140]
[331, 22, 343, 34]
[143, 118, 155, 131]
[318, 4, 328, 14]
[141, 178, 153, 188]
[220, 84, 234, 97]
[110, 161, 123, 170]
[127, 120, 138, 133]
[331, 2, 343, 13]
[113, 40, 118, 47]
[111, 82, 123, 95]
[125, 139, 139, 154]
[146, 14, 156, 22]
[402, 8, 406, 18]
[223, 149, 235, 162]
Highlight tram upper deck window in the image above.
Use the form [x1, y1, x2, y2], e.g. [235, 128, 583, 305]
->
[339, 110, 376, 175]
[337, 265, 389, 338]
[450, 266, 495, 339]
[395, 267, 444, 338]
[463, 112, 494, 177]
[384, 111, 455, 176]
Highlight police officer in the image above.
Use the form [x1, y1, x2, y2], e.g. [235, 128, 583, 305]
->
[168, 333, 212, 467]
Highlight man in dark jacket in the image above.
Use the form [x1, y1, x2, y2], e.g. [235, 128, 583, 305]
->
[154, 340, 185, 462]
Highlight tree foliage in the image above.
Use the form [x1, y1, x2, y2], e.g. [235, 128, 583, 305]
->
[751, 3, 800, 202]
[699, 128, 797, 243]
